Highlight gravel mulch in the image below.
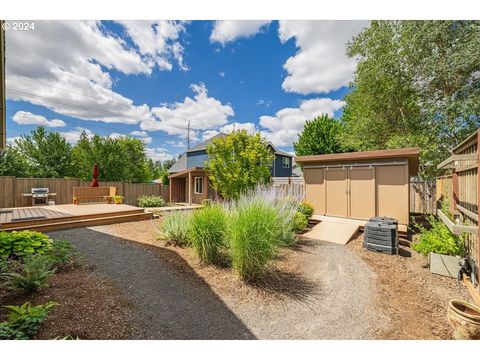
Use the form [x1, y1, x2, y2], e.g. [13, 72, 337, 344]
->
[347, 232, 470, 339]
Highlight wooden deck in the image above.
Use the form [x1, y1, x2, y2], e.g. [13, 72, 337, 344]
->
[0, 204, 153, 232]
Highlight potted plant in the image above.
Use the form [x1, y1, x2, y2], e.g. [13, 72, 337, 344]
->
[411, 215, 464, 277]
[112, 195, 124, 205]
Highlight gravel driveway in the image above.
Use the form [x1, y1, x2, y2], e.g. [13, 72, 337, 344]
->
[48, 225, 386, 339]
[48, 228, 255, 340]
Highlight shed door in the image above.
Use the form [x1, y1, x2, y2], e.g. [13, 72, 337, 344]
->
[325, 168, 348, 217]
[304, 168, 325, 215]
[349, 167, 376, 220]
[376, 165, 408, 224]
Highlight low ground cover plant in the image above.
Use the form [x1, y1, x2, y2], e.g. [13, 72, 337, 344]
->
[0, 301, 58, 339]
[46, 240, 83, 269]
[411, 215, 463, 256]
[298, 201, 314, 219]
[1, 254, 55, 293]
[158, 211, 192, 246]
[0, 231, 52, 260]
[190, 204, 228, 265]
[291, 211, 309, 233]
[137, 195, 166, 208]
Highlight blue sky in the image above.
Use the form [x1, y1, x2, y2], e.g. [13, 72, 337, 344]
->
[5, 20, 368, 161]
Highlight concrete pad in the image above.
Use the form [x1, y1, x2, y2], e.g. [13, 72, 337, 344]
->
[304, 216, 363, 245]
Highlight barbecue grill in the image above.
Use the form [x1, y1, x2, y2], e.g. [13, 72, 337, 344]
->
[22, 188, 57, 206]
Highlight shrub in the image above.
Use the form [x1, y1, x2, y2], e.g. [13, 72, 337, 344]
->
[46, 240, 83, 269]
[298, 201, 314, 219]
[411, 216, 463, 256]
[137, 195, 166, 208]
[158, 211, 192, 246]
[229, 196, 283, 281]
[0, 231, 53, 260]
[190, 204, 228, 265]
[291, 211, 308, 233]
[0, 301, 58, 339]
[1, 255, 55, 293]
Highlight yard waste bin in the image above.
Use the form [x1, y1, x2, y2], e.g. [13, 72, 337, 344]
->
[363, 216, 398, 255]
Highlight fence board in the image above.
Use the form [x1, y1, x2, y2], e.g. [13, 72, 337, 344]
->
[410, 180, 435, 214]
[0, 176, 15, 208]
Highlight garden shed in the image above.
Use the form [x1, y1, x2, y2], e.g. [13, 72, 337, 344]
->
[295, 148, 419, 230]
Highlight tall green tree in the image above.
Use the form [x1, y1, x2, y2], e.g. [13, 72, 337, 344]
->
[294, 115, 348, 156]
[72, 133, 153, 182]
[342, 20, 480, 178]
[205, 130, 274, 200]
[14, 126, 73, 178]
[0, 146, 31, 177]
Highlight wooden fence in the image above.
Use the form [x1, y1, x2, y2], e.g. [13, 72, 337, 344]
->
[0, 176, 170, 208]
[410, 179, 436, 214]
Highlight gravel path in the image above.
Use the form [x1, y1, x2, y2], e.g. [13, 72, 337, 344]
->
[48, 228, 255, 340]
[221, 238, 388, 339]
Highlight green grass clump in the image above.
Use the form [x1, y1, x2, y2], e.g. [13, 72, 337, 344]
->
[411, 215, 463, 256]
[158, 211, 192, 246]
[190, 204, 228, 265]
[137, 195, 166, 208]
[229, 198, 282, 281]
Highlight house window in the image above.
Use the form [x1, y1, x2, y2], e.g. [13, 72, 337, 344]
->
[282, 157, 290, 168]
[194, 177, 204, 194]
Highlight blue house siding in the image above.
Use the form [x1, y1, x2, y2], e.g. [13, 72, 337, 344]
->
[186, 150, 209, 168]
[184, 149, 292, 177]
[271, 155, 292, 177]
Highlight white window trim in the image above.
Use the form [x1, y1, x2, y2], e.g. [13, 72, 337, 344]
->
[282, 157, 291, 168]
[194, 176, 204, 194]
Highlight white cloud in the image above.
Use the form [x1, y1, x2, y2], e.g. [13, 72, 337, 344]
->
[5, 21, 181, 128]
[166, 140, 186, 148]
[210, 20, 271, 45]
[59, 127, 93, 144]
[220, 122, 257, 134]
[12, 111, 66, 128]
[259, 98, 345, 147]
[278, 20, 368, 94]
[219, 71, 226, 78]
[116, 21, 188, 71]
[146, 147, 175, 162]
[143, 83, 234, 136]
[130, 130, 152, 144]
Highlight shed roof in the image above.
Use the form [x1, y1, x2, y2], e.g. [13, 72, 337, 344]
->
[295, 148, 420, 176]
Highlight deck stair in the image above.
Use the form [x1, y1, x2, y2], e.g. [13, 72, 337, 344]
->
[0, 205, 153, 232]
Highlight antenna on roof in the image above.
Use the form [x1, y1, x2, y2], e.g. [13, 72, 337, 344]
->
[187, 120, 190, 150]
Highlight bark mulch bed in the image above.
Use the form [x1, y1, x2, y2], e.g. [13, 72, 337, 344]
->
[347, 232, 470, 340]
[0, 264, 141, 340]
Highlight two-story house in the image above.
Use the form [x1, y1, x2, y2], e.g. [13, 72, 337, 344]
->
[168, 133, 293, 204]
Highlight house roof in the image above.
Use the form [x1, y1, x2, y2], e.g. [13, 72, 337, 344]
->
[267, 142, 293, 157]
[168, 153, 187, 173]
[295, 148, 420, 175]
[187, 133, 228, 153]
[168, 167, 205, 179]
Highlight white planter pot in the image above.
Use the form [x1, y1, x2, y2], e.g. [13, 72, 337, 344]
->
[429, 252, 461, 278]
